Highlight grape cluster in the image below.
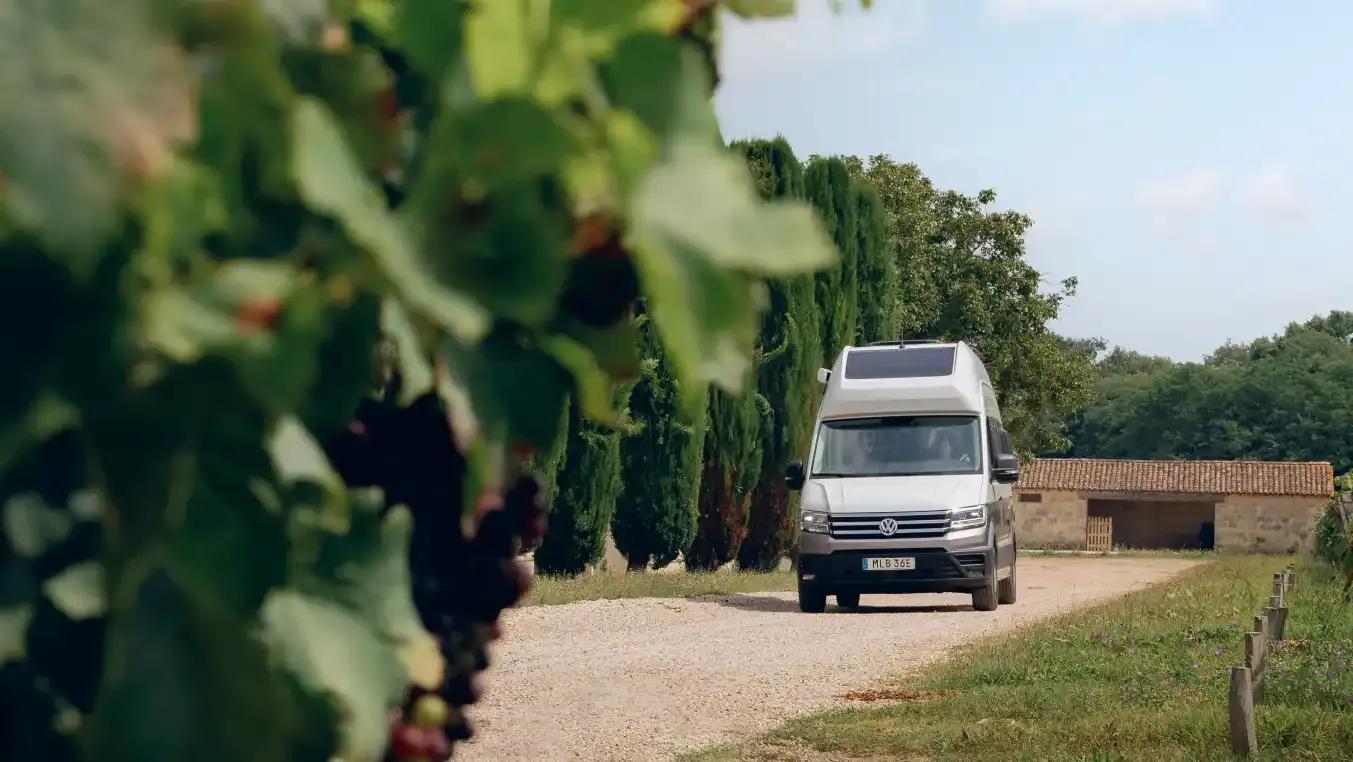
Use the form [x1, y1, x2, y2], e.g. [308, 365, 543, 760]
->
[324, 386, 545, 760]
[559, 230, 639, 327]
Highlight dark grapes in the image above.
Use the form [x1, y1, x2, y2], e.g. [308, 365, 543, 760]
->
[324, 383, 547, 761]
[559, 237, 640, 327]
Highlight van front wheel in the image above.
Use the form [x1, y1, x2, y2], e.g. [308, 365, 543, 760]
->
[972, 577, 998, 611]
[998, 561, 1017, 605]
[798, 584, 826, 613]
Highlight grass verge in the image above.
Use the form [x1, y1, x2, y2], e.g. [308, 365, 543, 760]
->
[685, 555, 1353, 761]
[524, 568, 796, 607]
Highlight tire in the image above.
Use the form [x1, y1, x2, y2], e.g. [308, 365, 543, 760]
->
[798, 584, 826, 613]
[972, 576, 998, 611]
[836, 592, 860, 609]
[998, 560, 1017, 605]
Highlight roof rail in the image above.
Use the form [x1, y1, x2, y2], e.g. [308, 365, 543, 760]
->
[866, 339, 944, 347]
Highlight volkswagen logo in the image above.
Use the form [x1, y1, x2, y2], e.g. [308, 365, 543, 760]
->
[878, 518, 898, 537]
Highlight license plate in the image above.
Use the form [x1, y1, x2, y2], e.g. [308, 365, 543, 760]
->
[862, 557, 915, 571]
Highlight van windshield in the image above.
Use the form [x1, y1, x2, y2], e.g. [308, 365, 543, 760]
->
[811, 416, 982, 478]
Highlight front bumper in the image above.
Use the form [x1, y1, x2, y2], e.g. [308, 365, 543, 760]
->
[797, 546, 994, 594]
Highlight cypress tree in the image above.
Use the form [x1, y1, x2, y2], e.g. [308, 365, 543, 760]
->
[528, 401, 571, 512]
[535, 398, 627, 576]
[613, 311, 708, 570]
[735, 138, 824, 571]
[805, 157, 860, 365]
[853, 183, 900, 344]
[686, 387, 765, 570]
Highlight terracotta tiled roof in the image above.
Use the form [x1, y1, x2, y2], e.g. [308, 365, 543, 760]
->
[1017, 458, 1333, 497]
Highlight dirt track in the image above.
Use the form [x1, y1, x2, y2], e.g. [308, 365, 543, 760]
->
[462, 556, 1201, 761]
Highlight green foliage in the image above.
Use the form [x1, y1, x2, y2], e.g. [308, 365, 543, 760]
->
[852, 184, 900, 345]
[0, 0, 836, 759]
[805, 157, 861, 365]
[528, 403, 573, 512]
[688, 389, 766, 571]
[613, 312, 708, 570]
[1067, 313, 1353, 473]
[734, 138, 822, 571]
[1314, 473, 1351, 570]
[536, 399, 628, 577]
[848, 155, 1094, 455]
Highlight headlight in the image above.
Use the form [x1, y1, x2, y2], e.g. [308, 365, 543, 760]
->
[949, 505, 986, 531]
[801, 511, 830, 534]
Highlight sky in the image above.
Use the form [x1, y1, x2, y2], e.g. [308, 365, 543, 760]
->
[714, 0, 1353, 361]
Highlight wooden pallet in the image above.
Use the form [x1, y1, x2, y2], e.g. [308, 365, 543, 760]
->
[1085, 516, 1113, 552]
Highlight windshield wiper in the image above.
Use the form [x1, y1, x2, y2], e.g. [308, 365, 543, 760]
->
[810, 472, 866, 478]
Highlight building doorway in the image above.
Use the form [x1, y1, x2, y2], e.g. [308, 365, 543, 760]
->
[1086, 498, 1217, 550]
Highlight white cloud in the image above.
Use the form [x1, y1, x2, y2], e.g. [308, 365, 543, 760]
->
[989, 0, 1213, 22]
[1136, 167, 1226, 218]
[1237, 164, 1312, 221]
[718, 1, 926, 77]
[1136, 164, 1314, 228]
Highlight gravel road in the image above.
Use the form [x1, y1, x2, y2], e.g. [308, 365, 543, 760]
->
[462, 556, 1200, 761]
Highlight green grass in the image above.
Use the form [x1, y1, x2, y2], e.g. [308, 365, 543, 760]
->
[684, 556, 1353, 761]
[524, 568, 796, 607]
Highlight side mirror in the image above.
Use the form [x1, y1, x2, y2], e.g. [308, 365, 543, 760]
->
[817, 368, 831, 384]
[786, 460, 806, 491]
[993, 453, 1020, 484]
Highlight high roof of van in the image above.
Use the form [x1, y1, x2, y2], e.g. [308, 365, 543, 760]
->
[818, 342, 992, 420]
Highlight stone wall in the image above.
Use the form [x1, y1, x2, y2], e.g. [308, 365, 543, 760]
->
[1215, 494, 1328, 553]
[1013, 489, 1086, 549]
[1014, 489, 1328, 553]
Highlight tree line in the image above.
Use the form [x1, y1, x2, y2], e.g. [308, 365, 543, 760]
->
[1063, 311, 1353, 475]
[533, 140, 1095, 576]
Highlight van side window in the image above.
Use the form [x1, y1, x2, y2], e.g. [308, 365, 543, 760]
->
[981, 383, 1001, 422]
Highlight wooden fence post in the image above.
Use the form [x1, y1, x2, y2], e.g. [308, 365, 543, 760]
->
[1228, 568, 1296, 754]
[1271, 580, 1289, 639]
[1266, 595, 1286, 640]
[1229, 666, 1258, 757]
[1245, 630, 1266, 675]
[1246, 628, 1266, 703]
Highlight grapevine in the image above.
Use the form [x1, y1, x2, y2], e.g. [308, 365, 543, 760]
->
[0, 1, 835, 760]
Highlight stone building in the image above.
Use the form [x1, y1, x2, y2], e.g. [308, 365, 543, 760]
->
[1014, 458, 1333, 553]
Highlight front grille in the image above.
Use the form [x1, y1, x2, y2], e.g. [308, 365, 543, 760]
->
[829, 511, 950, 540]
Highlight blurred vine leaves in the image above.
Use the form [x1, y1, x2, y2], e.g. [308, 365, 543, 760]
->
[0, 0, 836, 760]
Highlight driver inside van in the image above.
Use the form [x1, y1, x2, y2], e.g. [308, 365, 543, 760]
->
[848, 428, 878, 472]
[928, 427, 972, 465]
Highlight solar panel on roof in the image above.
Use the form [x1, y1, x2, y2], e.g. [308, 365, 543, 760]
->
[843, 346, 955, 379]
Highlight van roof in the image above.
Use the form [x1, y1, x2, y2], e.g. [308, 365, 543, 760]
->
[819, 342, 991, 420]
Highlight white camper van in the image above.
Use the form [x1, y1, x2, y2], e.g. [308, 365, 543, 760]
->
[785, 341, 1020, 613]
